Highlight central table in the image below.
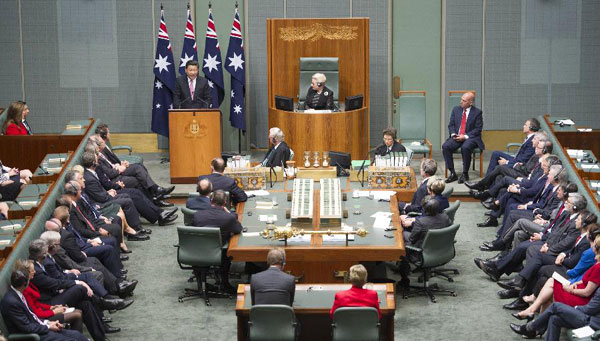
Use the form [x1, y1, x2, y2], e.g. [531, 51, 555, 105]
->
[227, 184, 407, 283]
[235, 283, 395, 341]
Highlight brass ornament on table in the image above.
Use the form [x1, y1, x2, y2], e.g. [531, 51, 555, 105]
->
[259, 226, 368, 246]
[279, 23, 358, 42]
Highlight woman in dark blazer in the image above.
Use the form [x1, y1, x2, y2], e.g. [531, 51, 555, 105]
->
[304, 73, 334, 110]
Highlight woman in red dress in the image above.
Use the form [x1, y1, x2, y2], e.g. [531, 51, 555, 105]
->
[515, 232, 600, 319]
[17, 259, 84, 332]
[330, 264, 381, 319]
[2, 100, 29, 135]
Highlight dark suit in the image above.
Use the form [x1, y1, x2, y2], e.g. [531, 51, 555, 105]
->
[442, 105, 484, 174]
[374, 141, 406, 157]
[262, 141, 291, 168]
[250, 267, 295, 306]
[191, 206, 243, 244]
[198, 173, 248, 204]
[186, 196, 211, 210]
[399, 178, 429, 214]
[42, 256, 107, 298]
[530, 288, 600, 340]
[0, 289, 87, 341]
[304, 86, 334, 110]
[406, 213, 451, 248]
[173, 75, 212, 109]
[485, 134, 535, 176]
[98, 152, 157, 196]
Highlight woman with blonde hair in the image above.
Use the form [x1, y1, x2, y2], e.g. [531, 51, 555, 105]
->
[304, 73, 334, 110]
[330, 264, 381, 319]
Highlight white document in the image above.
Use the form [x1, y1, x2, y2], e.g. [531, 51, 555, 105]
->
[0, 240, 11, 245]
[572, 326, 595, 338]
[1, 224, 20, 230]
[581, 164, 599, 170]
[255, 201, 274, 210]
[567, 149, 584, 158]
[552, 271, 571, 286]
[18, 201, 38, 206]
[557, 119, 575, 125]
[372, 191, 396, 201]
[323, 234, 354, 243]
[245, 190, 270, 196]
[242, 232, 260, 237]
[65, 307, 76, 314]
[357, 191, 371, 197]
[259, 215, 278, 222]
[373, 216, 392, 229]
[282, 235, 311, 244]
[578, 128, 593, 132]
[590, 181, 600, 188]
[92, 237, 102, 244]
[370, 211, 393, 218]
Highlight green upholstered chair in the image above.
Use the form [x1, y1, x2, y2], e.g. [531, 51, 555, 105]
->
[181, 207, 196, 226]
[248, 305, 297, 341]
[5, 334, 40, 340]
[332, 307, 380, 341]
[403, 223, 460, 303]
[175, 226, 231, 306]
[506, 142, 523, 157]
[441, 186, 454, 199]
[298, 57, 339, 108]
[395, 91, 432, 158]
[106, 140, 143, 165]
[443, 200, 460, 224]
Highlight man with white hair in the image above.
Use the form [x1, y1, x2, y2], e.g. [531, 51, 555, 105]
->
[261, 127, 291, 168]
[304, 72, 334, 110]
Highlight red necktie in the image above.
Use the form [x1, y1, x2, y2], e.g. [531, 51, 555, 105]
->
[74, 205, 96, 232]
[544, 204, 565, 234]
[458, 109, 467, 135]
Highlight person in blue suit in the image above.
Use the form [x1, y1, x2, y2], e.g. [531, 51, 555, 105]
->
[442, 92, 484, 184]
[484, 118, 539, 176]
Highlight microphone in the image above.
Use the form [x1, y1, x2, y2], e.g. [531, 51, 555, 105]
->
[178, 97, 192, 109]
[358, 144, 383, 187]
[39, 165, 50, 175]
[197, 96, 211, 109]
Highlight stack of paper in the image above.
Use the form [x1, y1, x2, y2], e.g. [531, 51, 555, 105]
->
[259, 215, 278, 222]
[582, 164, 599, 170]
[255, 201, 274, 210]
[246, 190, 270, 196]
[372, 191, 396, 201]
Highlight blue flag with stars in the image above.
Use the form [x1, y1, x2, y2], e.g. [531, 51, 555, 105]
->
[202, 10, 224, 109]
[151, 8, 176, 137]
[179, 7, 198, 76]
[225, 7, 246, 131]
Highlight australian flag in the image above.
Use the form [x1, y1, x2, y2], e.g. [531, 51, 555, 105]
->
[179, 6, 198, 76]
[151, 7, 176, 137]
[202, 9, 224, 109]
[225, 7, 246, 132]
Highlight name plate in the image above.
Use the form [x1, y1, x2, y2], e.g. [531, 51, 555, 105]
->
[367, 166, 411, 189]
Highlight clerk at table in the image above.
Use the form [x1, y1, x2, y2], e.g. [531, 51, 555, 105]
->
[374, 127, 406, 157]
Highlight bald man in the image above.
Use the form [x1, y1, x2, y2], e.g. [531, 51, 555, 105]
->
[442, 92, 485, 184]
[198, 158, 247, 205]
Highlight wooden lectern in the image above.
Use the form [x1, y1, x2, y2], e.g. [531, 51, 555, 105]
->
[168, 109, 222, 183]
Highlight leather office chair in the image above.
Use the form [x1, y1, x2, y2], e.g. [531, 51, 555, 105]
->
[395, 91, 432, 158]
[443, 200, 461, 224]
[181, 207, 196, 226]
[441, 186, 454, 198]
[248, 305, 297, 341]
[298, 57, 339, 109]
[404, 223, 460, 303]
[332, 307, 380, 341]
[105, 140, 143, 165]
[175, 226, 231, 306]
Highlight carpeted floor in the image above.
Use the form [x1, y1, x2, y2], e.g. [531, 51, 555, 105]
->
[102, 151, 566, 340]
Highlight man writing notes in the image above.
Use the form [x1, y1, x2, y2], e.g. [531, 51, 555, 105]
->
[442, 92, 484, 184]
[173, 60, 211, 109]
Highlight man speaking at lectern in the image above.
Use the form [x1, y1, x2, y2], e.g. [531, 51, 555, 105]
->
[173, 60, 212, 109]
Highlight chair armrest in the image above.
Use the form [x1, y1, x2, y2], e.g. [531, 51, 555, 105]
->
[8, 334, 41, 341]
[405, 245, 422, 253]
[111, 145, 133, 155]
[506, 143, 522, 153]
[407, 212, 421, 217]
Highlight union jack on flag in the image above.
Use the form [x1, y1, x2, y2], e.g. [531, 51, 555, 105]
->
[179, 5, 198, 76]
[202, 9, 225, 109]
[151, 7, 176, 137]
[225, 7, 246, 131]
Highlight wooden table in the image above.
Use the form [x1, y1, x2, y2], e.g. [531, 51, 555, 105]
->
[227, 181, 411, 283]
[235, 283, 395, 341]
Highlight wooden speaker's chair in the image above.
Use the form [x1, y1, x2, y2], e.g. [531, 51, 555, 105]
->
[395, 91, 432, 159]
[298, 57, 339, 108]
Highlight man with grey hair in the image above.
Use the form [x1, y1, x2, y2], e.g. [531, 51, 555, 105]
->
[261, 127, 291, 168]
[250, 248, 295, 306]
[399, 158, 437, 215]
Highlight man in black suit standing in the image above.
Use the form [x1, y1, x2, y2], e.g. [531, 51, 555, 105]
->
[198, 158, 247, 205]
[442, 92, 484, 184]
[250, 248, 295, 306]
[1, 268, 88, 341]
[374, 127, 406, 157]
[191, 190, 243, 293]
[173, 60, 212, 109]
[261, 127, 291, 168]
[186, 178, 212, 210]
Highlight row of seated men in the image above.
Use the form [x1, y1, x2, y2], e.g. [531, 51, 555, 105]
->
[0, 124, 185, 340]
[447, 119, 600, 339]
